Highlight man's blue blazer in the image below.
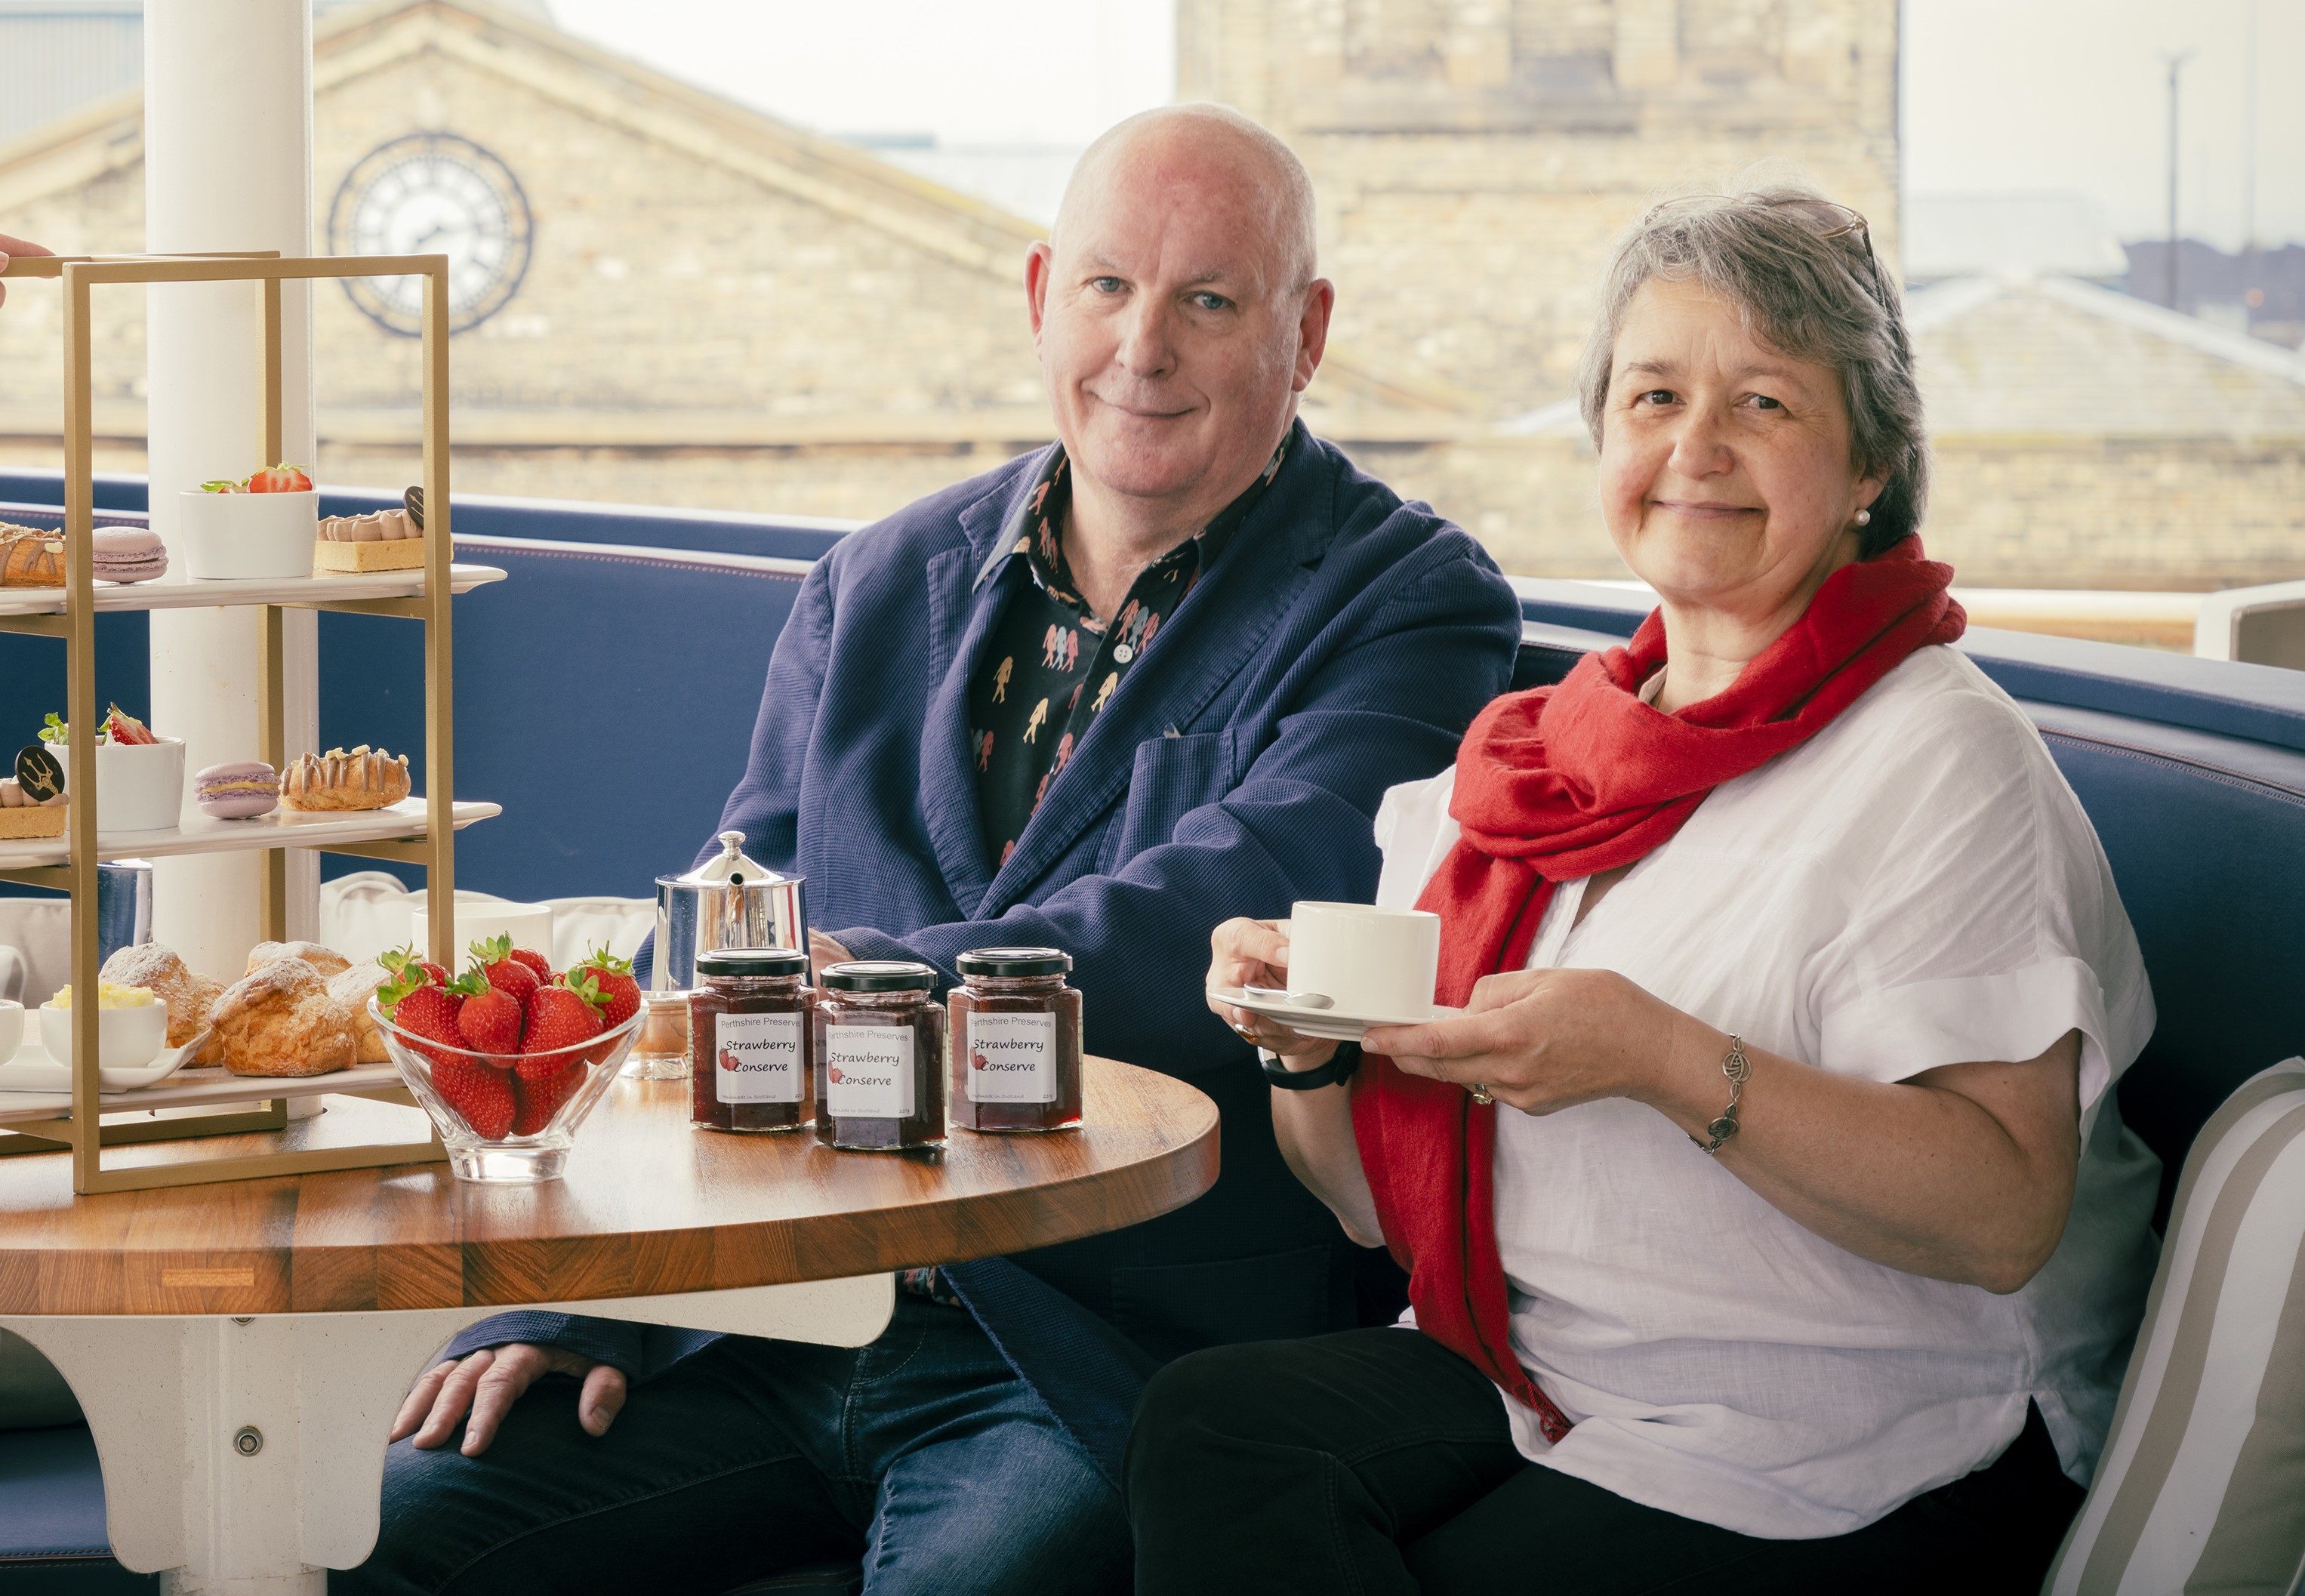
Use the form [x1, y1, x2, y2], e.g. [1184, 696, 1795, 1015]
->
[448, 421, 1523, 1484]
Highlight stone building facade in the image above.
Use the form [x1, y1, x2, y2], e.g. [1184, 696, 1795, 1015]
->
[1176, 0, 1903, 411]
[0, 0, 2297, 595]
[0, 0, 1434, 516]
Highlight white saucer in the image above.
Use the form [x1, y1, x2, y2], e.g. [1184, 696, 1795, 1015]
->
[0, 1028, 210, 1092]
[1208, 985, 1459, 1044]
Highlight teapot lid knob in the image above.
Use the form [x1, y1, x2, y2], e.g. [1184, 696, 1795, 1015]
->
[676, 830, 775, 886]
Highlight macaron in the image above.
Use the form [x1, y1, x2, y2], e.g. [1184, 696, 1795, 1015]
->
[194, 760, 279, 819]
[92, 526, 168, 584]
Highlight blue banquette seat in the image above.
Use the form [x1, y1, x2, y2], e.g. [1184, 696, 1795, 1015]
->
[1, 476, 2300, 1588]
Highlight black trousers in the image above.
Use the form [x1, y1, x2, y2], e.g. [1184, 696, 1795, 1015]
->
[1124, 1327, 2083, 1596]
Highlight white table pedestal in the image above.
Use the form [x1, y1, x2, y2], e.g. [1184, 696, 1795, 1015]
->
[2, 1274, 894, 1593]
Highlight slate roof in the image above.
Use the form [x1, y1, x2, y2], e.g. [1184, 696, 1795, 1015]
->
[1907, 273, 2305, 440]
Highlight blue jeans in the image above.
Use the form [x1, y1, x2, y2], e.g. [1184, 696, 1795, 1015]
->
[334, 1298, 1130, 1596]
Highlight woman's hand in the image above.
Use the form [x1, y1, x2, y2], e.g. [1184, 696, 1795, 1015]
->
[0, 232, 54, 311]
[1206, 917, 1336, 1070]
[1363, 966, 1678, 1113]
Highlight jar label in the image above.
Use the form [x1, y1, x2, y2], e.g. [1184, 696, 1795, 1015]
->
[964, 1011, 1058, 1103]
[826, 1024, 915, 1119]
[716, 1012, 804, 1104]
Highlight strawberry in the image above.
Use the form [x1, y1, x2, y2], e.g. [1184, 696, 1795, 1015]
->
[379, 943, 448, 990]
[433, 1055, 516, 1140]
[518, 977, 606, 1079]
[245, 463, 313, 493]
[455, 969, 523, 1063]
[102, 704, 156, 746]
[470, 933, 541, 1005]
[573, 946, 641, 1031]
[510, 1057, 584, 1135]
[381, 966, 464, 1064]
[508, 947, 553, 984]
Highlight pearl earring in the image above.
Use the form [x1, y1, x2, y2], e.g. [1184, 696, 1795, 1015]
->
[1854, 508, 1872, 527]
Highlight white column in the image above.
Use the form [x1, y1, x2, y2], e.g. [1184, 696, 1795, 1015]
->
[143, 0, 322, 974]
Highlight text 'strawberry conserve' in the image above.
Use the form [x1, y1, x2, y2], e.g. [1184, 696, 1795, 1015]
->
[814, 961, 944, 1150]
[948, 947, 1083, 1133]
[689, 947, 813, 1133]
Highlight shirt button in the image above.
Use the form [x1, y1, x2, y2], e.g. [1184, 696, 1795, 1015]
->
[1114, 644, 1134, 664]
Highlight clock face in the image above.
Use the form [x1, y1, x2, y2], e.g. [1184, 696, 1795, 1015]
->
[327, 133, 534, 336]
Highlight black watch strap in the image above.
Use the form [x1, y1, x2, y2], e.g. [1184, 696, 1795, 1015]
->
[1262, 1040, 1363, 1091]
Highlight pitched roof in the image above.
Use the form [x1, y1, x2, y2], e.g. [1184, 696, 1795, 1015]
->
[1907, 271, 2305, 440]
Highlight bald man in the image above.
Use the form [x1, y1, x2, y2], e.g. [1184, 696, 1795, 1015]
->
[342, 106, 1519, 1596]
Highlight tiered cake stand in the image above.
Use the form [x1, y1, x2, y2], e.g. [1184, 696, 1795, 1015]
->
[0, 250, 504, 1192]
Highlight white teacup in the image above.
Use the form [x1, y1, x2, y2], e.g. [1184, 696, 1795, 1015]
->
[0, 1000, 22, 1065]
[1286, 901, 1441, 1019]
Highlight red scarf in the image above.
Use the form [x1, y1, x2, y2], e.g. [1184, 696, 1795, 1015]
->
[1350, 541, 1964, 1438]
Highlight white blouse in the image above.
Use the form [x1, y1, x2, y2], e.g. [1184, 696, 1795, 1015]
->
[1370, 645, 2160, 1539]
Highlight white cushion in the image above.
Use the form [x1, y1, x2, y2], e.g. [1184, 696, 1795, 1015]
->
[319, 872, 652, 974]
[2043, 1058, 2305, 1596]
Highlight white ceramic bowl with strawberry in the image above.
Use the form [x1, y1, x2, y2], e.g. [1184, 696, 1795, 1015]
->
[43, 735, 186, 833]
[180, 465, 319, 581]
[368, 983, 642, 1183]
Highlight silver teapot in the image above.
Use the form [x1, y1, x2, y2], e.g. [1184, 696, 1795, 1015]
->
[652, 831, 807, 993]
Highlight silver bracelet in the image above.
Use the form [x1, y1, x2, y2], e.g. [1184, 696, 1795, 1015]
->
[1691, 1034, 1750, 1155]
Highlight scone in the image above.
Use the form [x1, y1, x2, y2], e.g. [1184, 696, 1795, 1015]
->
[328, 959, 391, 1064]
[210, 957, 356, 1077]
[98, 942, 226, 1063]
[245, 939, 352, 979]
[281, 746, 411, 812]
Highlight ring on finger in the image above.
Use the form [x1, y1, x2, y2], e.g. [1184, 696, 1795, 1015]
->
[1469, 1083, 1495, 1106]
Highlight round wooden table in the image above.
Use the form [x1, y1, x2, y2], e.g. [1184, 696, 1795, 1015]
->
[0, 1056, 1218, 1594]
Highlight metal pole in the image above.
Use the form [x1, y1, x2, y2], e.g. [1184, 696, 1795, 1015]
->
[2242, 0, 2258, 254]
[2162, 50, 2194, 310]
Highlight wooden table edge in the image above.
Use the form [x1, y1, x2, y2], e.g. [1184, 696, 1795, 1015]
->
[0, 1055, 1225, 1316]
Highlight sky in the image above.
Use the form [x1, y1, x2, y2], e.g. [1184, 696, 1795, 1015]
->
[551, 0, 2304, 251]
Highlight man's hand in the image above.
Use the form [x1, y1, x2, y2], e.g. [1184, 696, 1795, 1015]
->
[0, 231, 55, 310]
[809, 929, 853, 978]
[390, 1344, 628, 1456]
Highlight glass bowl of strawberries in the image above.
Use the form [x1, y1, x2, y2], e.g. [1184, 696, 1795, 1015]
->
[368, 939, 646, 1182]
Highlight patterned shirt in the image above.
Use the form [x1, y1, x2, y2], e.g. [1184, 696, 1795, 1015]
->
[966, 438, 1288, 867]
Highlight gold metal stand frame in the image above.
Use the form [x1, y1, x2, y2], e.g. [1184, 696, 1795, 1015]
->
[0, 251, 465, 1192]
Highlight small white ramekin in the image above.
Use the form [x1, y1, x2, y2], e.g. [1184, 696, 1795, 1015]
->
[45, 735, 186, 833]
[179, 488, 317, 581]
[40, 997, 168, 1071]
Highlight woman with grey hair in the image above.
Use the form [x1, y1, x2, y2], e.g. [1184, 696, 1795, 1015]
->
[1136, 189, 2159, 1591]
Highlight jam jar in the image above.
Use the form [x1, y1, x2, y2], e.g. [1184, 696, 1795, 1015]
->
[948, 947, 1083, 1132]
[689, 947, 814, 1132]
[814, 961, 946, 1151]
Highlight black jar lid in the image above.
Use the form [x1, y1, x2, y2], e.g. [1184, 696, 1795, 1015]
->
[956, 947, 1072, 978]
[821, 960, 938, 992]
[695, 947, 808, 978]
